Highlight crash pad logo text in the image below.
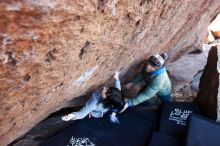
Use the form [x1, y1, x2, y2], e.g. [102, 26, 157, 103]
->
[169, 108, 193, 125]
[67, 136, 95, 146]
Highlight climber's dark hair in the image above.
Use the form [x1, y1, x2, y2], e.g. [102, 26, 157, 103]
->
[103, 87, 125, 111]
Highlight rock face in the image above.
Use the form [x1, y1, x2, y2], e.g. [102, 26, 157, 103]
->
[206, 13, 220, 43]
[195, 46, 220, 121]
[166, 46, 210, 102]
[0, 0, 219, 145]
[167, 47, 208, 86]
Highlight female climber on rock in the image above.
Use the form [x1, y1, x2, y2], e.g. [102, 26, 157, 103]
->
[62, 71, 124, 124]
[120, 53, 172, 113]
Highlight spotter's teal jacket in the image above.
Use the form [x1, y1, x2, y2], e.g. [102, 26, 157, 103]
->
[128, 66, 172, 106]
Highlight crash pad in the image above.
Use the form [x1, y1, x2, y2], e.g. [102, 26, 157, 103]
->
[149, 132, 181, 146]
[186, 114, 220, 146]
[41, 105, 158, 146]
[158, 102, 200, 140]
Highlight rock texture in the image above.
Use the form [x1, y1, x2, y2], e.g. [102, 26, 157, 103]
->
[0, 0, 220, 145]
[10, 107, 79, 146]
[167, 45, 214, 102]
[206, 13, 220, 43]
[167, 47, 208, 86]
[195, 46, 220, 121]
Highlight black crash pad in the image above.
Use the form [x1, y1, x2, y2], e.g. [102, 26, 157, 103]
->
[186, 114, 220, 146]
[158, 102, 200, 140]
[41, 106, 158, 146]
[149, 132, 181, 146]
